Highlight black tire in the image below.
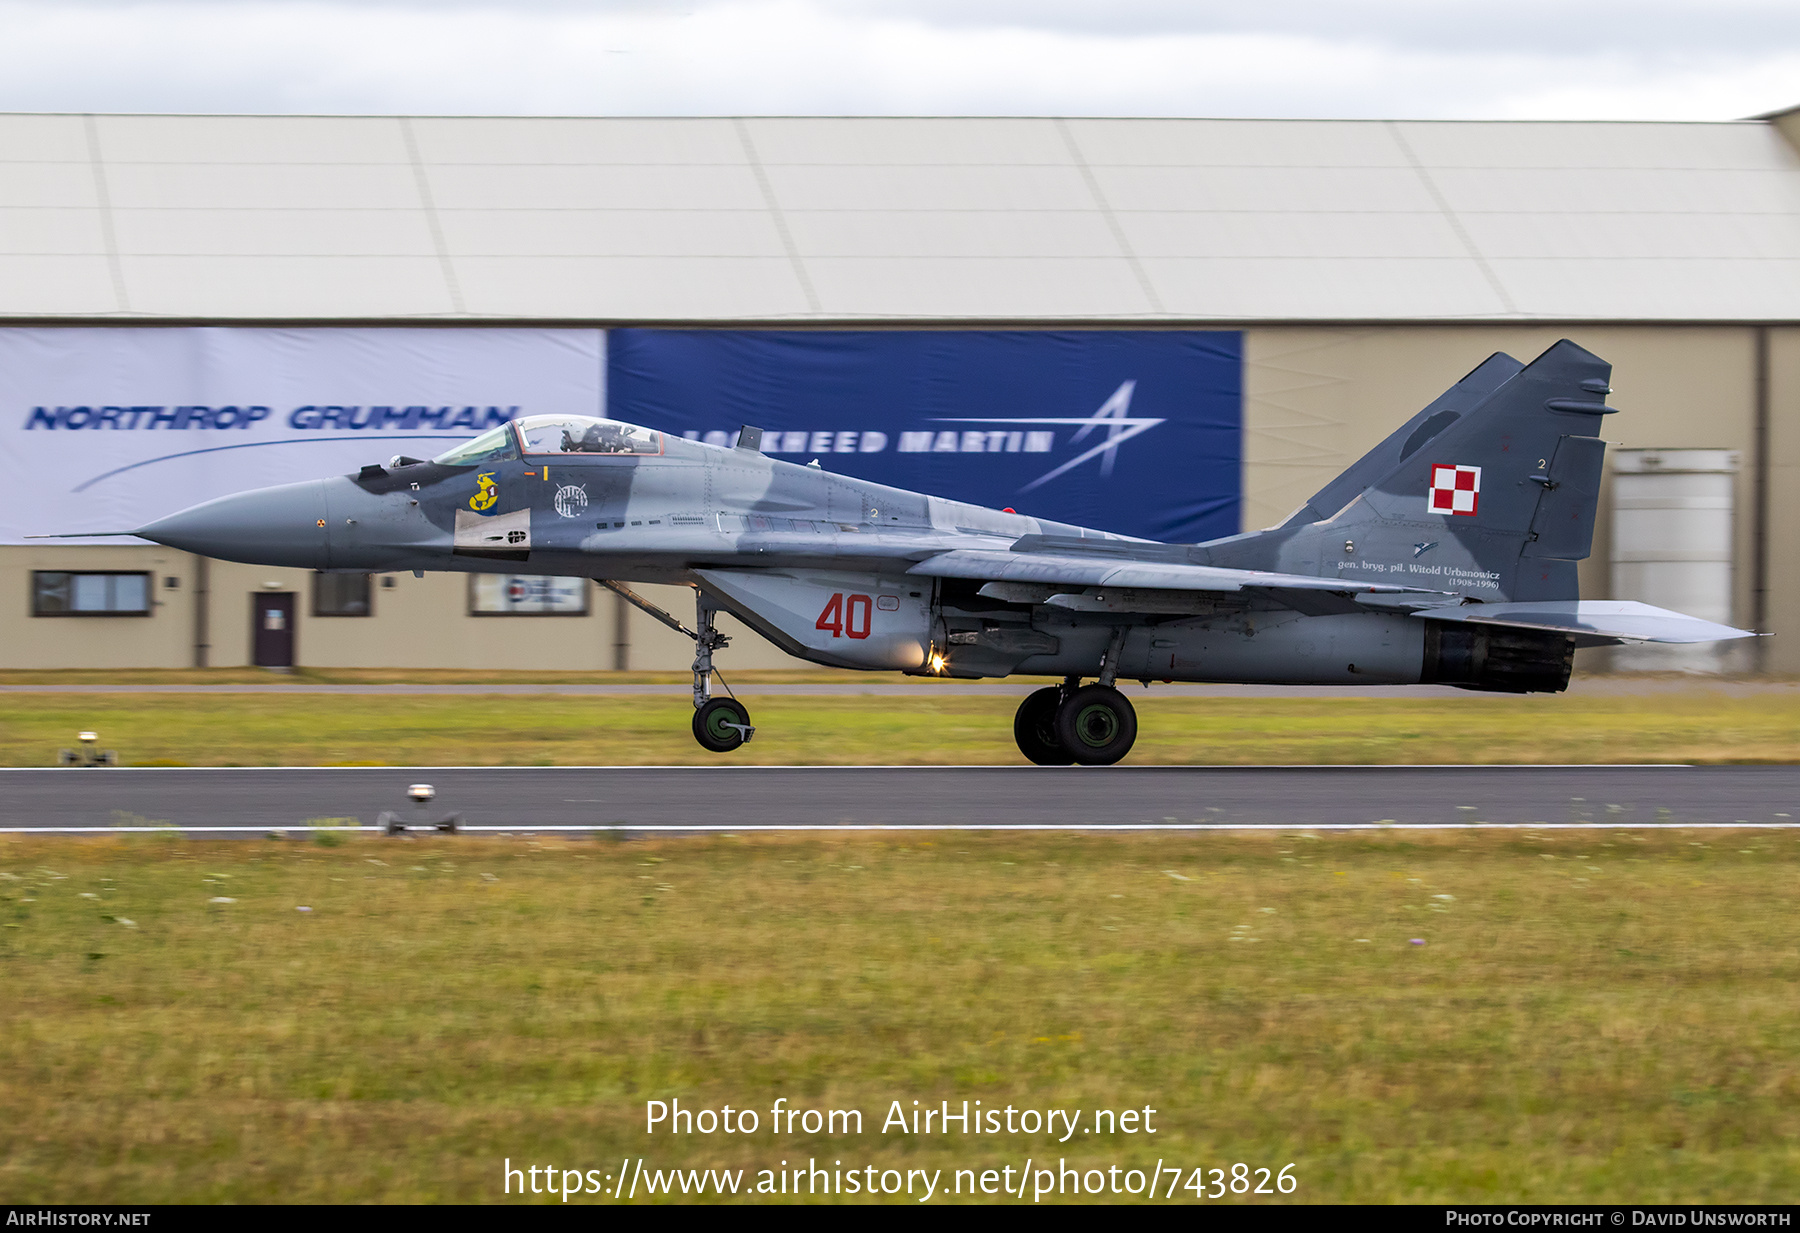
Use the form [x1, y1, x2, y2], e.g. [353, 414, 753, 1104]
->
[1054, 684, 1138, 766]
[692, 698, 753, 753]
[1013, 686, 1074, 766]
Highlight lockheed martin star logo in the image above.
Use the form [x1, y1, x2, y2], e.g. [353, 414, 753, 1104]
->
[933, 380, 1166, 493]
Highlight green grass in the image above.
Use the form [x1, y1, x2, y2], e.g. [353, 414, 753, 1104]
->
[6, 690, 1800, 766]
[2, 831, 1796, 1203]
[0, 667, 890, 686]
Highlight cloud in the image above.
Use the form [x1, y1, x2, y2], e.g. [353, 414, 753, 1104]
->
[0, 0, 1793, 119]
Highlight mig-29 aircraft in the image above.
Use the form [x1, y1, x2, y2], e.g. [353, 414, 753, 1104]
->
[96, 339, 1753, 765]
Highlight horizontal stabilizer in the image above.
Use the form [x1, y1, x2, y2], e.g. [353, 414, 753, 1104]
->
[1417, 600, 1756, 645]
[910, 549, 1448, 598]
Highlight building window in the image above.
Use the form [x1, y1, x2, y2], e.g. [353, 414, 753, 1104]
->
[312, 572, 372, 617]
[32, 571, 152, 616]
[469, 575, 589, 616]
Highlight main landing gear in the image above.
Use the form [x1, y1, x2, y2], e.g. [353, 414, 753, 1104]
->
[1012, 627, 1138, 766]
[1014, 680, 1138, 766]
[599, 581, 755, 754]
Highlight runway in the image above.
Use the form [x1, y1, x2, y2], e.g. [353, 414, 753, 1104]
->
[3, 764, 1799, 834]
[2, 679, 1796, 697]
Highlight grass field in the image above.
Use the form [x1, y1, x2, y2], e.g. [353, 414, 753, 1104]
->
[6, 687, 1800, 766]
[0, 667, 876, 686]
[2, 830, 1796, 1204]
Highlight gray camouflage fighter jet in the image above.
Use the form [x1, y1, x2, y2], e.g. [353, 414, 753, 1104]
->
[101, 339, 1754, 764]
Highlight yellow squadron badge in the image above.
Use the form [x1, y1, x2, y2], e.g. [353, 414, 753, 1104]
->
[469, 472, 499, 512]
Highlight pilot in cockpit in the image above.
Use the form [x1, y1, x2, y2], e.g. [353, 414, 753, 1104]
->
[561, 421, 634, 453]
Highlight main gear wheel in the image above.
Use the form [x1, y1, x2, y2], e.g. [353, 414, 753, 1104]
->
[1013, 686, 1074, 765]
[1054, 684, 1138, 766]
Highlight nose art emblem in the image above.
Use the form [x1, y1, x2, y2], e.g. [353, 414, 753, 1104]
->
[469, 473, 499, 513]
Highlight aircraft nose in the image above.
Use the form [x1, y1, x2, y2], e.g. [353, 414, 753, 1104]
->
[136, 480, 331, 569]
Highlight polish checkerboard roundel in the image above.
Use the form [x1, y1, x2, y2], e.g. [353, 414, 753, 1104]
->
[1429, 464, 1480, 516]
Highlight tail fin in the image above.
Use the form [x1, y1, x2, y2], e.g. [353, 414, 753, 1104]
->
[1211, 339, 1615, 603]
[1279, 351, 1524, 527]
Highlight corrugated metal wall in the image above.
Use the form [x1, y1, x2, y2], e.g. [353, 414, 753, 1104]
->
[3, 114, 1798, 322]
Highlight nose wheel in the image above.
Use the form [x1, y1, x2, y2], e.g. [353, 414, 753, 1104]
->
[693, 697, 754, 753]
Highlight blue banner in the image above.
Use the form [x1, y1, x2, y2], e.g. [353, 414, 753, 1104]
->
[606, 330, 1241, 544]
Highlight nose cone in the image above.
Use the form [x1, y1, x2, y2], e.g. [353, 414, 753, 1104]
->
[137, 480, 330, 568]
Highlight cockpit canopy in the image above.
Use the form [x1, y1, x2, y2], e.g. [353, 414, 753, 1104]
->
[429, 415, 665, 467]
[518, 415, 664, 457]
[431, 424, 516, 467]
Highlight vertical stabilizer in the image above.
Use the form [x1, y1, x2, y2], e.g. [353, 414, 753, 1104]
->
[1280, 352, 1524, 527]
[1205, 340, 1615, 604]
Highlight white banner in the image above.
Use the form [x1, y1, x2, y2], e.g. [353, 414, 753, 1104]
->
[0, 327, 605, 544]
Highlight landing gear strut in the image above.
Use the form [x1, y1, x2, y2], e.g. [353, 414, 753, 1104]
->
[598, 581, 755, 753]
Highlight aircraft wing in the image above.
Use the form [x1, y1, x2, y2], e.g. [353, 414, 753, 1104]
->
[907, 553, 1759, 644]
[1412, 600, 1758, 646]
[906, 549, 1445, 598]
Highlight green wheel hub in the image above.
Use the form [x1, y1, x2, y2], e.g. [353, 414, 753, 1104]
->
[1071, 703, 1120, 748]
[692, 697, 753, 753]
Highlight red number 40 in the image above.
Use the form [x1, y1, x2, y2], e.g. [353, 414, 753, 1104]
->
[816, 592, 872, 639]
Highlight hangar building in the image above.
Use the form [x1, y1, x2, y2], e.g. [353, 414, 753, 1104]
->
[5, 111, 1800, 673]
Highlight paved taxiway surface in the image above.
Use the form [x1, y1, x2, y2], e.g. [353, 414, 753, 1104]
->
[3, 765, 1799, 832]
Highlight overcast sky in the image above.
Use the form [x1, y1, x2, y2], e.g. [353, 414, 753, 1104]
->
[1, 0, 1796, 119]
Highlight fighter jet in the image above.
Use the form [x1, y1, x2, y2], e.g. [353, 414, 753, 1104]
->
[108, 339, 1754, 764]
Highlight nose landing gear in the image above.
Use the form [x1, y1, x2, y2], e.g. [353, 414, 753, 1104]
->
[598, 580, 756, 754]
[685, 591, 755, 752]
